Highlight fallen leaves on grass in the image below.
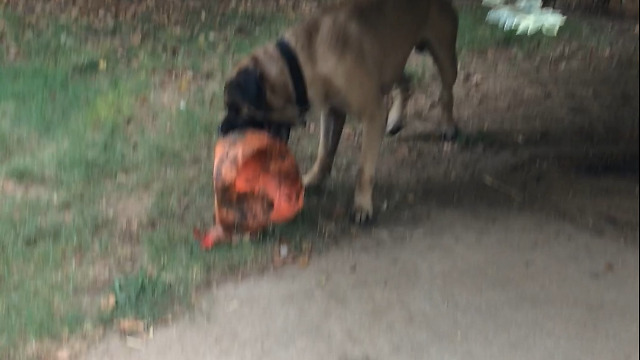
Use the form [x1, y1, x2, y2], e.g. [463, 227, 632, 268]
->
[179, 72, 192, 93]
[98, 59, 107, 71]
[130, 28, 142, 47]
[8, 0, 321, 37]
[4, 41, 20, 62]
[117, 318, 145, 336]
[0, 177, 48, 198]
[100, 293, 116, 312]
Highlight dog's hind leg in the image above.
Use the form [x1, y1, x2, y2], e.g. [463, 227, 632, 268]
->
[303, 107, 346, 187]
[385, 73, 411, 136]
[422, 1, 460, 141]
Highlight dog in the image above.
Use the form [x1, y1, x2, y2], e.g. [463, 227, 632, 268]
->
[219, 0, 459, 224]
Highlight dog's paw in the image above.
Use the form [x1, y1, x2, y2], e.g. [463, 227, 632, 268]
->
[351, 198, 374, 224]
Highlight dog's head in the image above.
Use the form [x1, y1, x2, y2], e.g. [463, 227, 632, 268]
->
[219, 59, 304, 142]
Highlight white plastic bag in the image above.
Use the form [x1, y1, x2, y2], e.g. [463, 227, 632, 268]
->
[482, 0, 567, 36]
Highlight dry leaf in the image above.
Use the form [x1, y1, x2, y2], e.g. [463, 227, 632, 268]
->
[100, 293, 115, 312]
[604, 262, 614, 273]
[117, 318, 144, 335]
[130, 29, 142, 47]
[298, 242, 312, 268]
[98, 59, 107, 71]
[179, 74, 191, 93]
[7, 43, 20, 62]
[56, 348, 70, 360]
[298, 256, 310, 268]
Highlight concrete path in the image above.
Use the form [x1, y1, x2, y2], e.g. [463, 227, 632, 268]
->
[86, 209, 639, 360]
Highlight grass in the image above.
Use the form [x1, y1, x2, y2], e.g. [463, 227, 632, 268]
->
[0, 8, 296, 358]
[0, 3, 612, 358]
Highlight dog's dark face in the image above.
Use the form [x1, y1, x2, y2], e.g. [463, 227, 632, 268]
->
[220, 67, 300, 142]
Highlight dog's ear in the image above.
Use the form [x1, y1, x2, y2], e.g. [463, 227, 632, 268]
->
[223, 67, 267, 113]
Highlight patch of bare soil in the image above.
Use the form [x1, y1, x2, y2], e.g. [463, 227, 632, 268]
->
[499, 152, 639, 240]
[291, 18, 639, 244]
[0, 177, 49, 199]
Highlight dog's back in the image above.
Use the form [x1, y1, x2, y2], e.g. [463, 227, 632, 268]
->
[288, 0, 455, 89]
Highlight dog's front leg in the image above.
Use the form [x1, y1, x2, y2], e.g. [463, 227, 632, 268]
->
[303, 107, 346, 187]
[353, 104, 386, 224]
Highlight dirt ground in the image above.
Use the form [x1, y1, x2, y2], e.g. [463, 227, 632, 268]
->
[84, 12, 638, 360]
[290, 18, 639, 245]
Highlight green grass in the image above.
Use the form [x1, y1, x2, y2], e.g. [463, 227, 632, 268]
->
[0, 3, 608, 358]
[0, 8, 296, 358]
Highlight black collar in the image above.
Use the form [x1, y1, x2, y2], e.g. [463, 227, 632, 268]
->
[275, 38, 310, 117]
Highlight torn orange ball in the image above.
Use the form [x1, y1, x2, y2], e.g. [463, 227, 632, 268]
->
[196, 130, 304, 249]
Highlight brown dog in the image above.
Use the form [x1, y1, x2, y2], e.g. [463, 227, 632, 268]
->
[219, 0, 459, 223]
